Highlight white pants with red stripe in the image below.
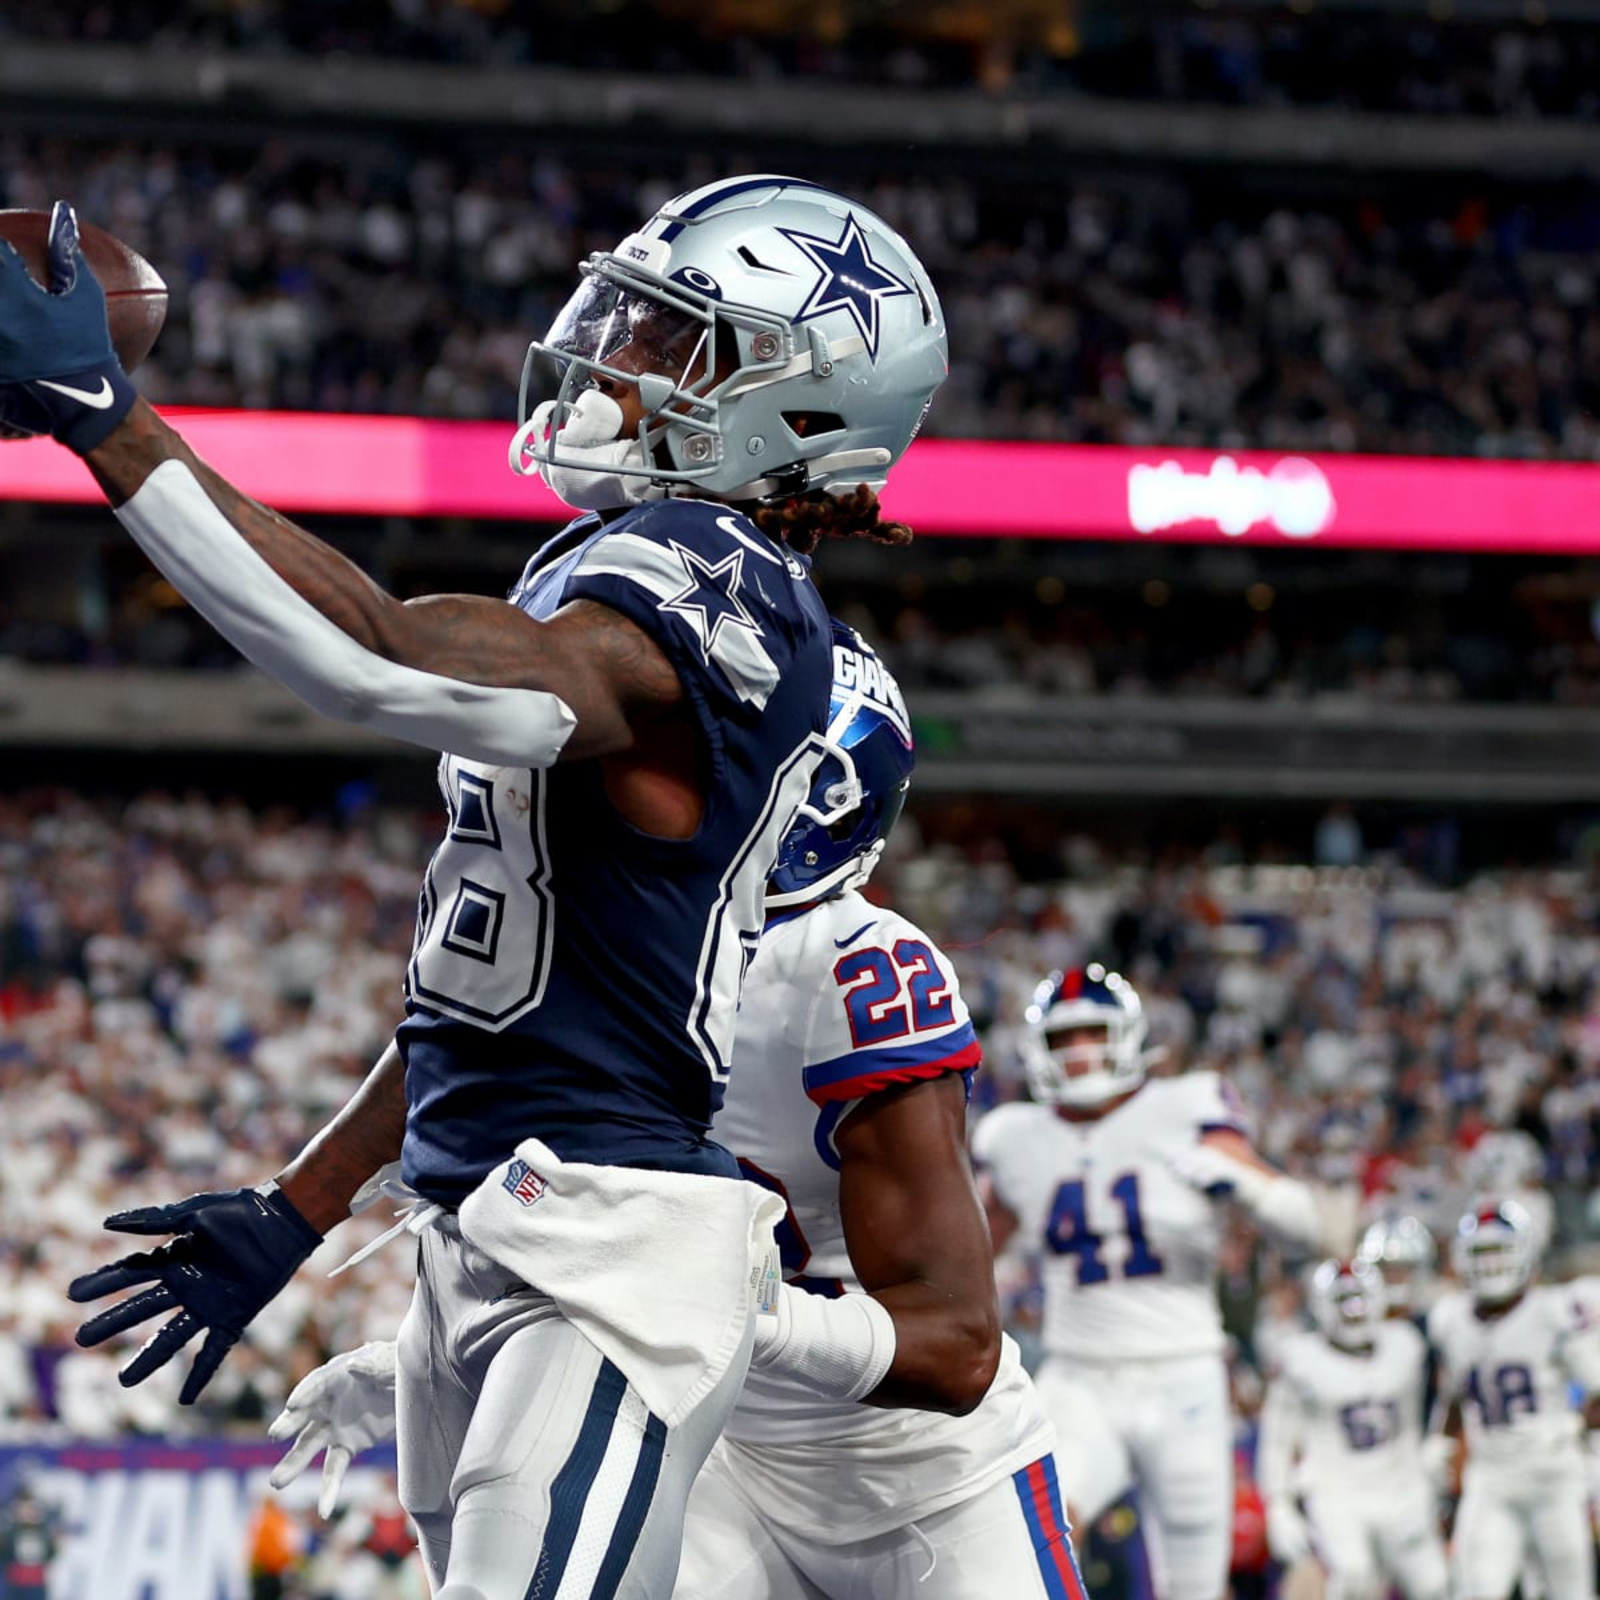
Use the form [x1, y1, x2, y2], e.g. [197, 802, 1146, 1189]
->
[1036, 1351, 1233, 1600]
[672, 1444, 1085, 1600]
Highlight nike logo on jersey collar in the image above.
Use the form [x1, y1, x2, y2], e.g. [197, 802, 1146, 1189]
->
[37, 376, 116, 408]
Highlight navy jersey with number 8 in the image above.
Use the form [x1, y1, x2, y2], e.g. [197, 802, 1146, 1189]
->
[398, 499, 830, 1204]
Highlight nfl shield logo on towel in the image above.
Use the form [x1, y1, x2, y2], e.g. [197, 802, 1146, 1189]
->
[502, 1159, 546, 1206]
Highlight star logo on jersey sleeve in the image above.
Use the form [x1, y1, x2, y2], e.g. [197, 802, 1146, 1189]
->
[778, 213, 915, 361]
[659, 541, 763, 660]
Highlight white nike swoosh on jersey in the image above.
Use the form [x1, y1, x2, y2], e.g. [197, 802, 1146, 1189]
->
[37, 376, 115, 408]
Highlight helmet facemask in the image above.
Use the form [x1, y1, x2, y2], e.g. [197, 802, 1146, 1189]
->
[1310, 1259, 1387, 1350]
[1453, 1205, 1535, 1306]
[512, 256, 797, 509]
[1022, 968, 1153, 1109]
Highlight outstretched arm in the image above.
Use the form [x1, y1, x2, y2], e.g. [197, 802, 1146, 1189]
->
[90, 404, 681, 765]
[1, 208, 682, 766]
[1173, 1128, 1324, 1254]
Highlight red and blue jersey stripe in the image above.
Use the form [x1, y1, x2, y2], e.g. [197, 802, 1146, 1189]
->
[801, 1024, 981, 1107]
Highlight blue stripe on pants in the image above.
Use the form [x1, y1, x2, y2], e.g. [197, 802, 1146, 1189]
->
[525, 1358, 628, 1600]
[590, 1410, 668, 1599]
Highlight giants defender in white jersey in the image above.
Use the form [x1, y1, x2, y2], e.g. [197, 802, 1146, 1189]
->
[271, 624, 1080, 1600]
[1428, 1202, 1600, 1600]
[973, 967, 1323, 1600]
[1257, 1259, 1448, 1600]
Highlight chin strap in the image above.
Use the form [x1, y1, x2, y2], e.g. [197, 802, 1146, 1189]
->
[720, 446, 895, 504]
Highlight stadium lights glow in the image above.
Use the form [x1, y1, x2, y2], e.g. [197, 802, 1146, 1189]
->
[4, 410, 1600, 553]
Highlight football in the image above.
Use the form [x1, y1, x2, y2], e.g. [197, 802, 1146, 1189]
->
[0, 208, 168, 372]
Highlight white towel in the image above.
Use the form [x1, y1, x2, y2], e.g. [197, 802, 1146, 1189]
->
[457, 1138, 783, 1426]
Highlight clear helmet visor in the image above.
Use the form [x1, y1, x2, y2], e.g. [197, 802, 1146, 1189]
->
[511, 266, 728, 503]
[543, 273, 715, 384]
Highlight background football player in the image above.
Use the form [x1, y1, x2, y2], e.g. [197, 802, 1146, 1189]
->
[1257, 1257, 1448, 1600]
[1356, 1213, 1440, 1321]
[1427, 1200, 1600, 1600]
[271, 624, 1080, 1600]
[972, 968, 1324, 1600]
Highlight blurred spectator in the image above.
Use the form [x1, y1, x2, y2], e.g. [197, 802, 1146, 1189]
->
[1, 134, 1597, 461]
[3, 786, 1600, 1424]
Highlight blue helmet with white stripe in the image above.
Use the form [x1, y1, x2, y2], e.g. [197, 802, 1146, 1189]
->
[513, 175, 948, 509]
[767, 620, 914, 909]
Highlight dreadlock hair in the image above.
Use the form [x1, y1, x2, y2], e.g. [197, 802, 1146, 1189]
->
[749, 484, 914, 557]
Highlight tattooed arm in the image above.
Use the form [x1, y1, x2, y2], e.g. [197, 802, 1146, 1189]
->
[86, 402, 681, 764]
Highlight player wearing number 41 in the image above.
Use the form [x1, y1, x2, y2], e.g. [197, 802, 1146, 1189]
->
[971, 974, 1323, 1600]
[23, 177, 951, 1600]
[1426, 1201, 1600, 1600]
[271, 622, 1079, 1600]
[1255, 1258, 1449, 1600]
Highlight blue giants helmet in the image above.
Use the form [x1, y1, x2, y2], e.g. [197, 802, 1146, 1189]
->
[1022, 964, 1152, 1109]
[1453, 1200, 1537, 1306]
[511, 175, 948, 510]
[767, 620, 914, 909]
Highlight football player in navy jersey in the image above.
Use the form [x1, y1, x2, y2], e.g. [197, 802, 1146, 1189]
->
[272, 622, 1082, 1599]
[7, 179, 949, 1599]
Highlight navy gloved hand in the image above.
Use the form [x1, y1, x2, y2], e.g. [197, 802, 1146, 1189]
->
[67, 1184, 323, 1405]
[0, 200, 138, 453]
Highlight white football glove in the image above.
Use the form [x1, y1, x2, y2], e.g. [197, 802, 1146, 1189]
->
[1265, 1497, 1313, 1566]
[268, 1338, 398, 1518]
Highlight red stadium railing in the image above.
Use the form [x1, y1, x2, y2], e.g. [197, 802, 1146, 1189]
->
[5, 410, 1600, 552]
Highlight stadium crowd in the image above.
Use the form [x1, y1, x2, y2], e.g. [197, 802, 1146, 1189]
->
[3, 787, 1599, 1434]
[4, 132, 1600, 461]
[10, 0, 1600, 119]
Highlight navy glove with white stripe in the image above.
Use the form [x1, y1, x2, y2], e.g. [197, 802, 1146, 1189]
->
[67, 1183, 323, 1405]
[0, 200, 138, 452]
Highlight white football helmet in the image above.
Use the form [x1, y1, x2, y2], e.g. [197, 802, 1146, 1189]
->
[512, 175, 948, 510]
[1308, 1257, 1388, 1350]
[1453, 1201, 1537, 1306]
[1021, 964, 1155, 1109]
[1356, 1213, 1437, 1315]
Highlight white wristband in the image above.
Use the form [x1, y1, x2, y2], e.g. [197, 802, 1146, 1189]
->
[751, 1283, 898, 1403]
[116, 460, 577, 768]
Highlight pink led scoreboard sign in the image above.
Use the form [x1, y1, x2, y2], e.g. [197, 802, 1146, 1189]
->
[4, 411, 1600, 553]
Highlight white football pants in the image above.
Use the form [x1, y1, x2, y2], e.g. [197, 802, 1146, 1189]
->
[1034, 1351, 1233, 1600]
[395, 1218, 752, 1600]
[673, 1440, 1087, 1600]
[1300, 1480, 1448, 1600]
[1453, 1457, 1596, 1600]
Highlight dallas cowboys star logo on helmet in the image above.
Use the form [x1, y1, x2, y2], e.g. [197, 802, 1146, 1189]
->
[659, 542, 763, 660]
[778, 213, 915, 362]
